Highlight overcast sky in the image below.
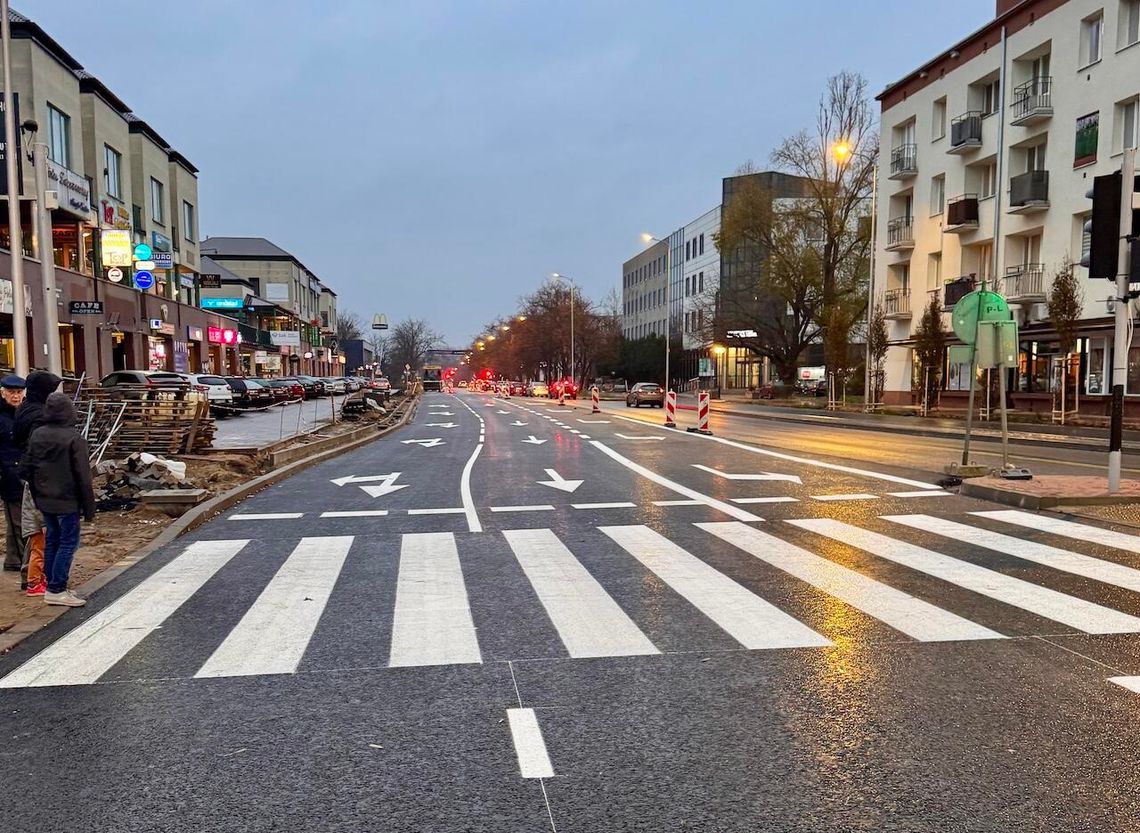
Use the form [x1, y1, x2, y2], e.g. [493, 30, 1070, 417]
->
[38, 0, 995, 344]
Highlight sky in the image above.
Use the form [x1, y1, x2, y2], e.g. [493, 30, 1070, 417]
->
[37, 0, 996, 345]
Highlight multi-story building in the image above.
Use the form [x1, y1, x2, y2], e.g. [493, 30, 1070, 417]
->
[620, 238, 668, 340]
[873, 0, 1140, 413]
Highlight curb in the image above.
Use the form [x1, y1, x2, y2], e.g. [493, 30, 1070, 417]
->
[0, 396, 419, 656]
[959, 479, 1140, 510]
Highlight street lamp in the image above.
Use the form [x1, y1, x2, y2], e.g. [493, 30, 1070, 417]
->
[0, 0, 28, 375]
[712, 343, 726, 399]
[641, 233, 672, 391]
[551, 273, 577, 390]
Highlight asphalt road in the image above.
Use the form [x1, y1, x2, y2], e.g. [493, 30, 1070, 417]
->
[4, 390, 1140, 831]
[213, 394, 349, 449]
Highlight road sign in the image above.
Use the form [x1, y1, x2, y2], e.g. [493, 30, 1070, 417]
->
[106, 266, 124, 283]
[133, 243, 152, 261]
[951, 290, 1010, 344]
[133, 270, 154, 291]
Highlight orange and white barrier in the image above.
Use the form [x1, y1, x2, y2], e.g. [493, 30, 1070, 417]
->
[591, 385, 601, 413]
[664, 390, 677, 428]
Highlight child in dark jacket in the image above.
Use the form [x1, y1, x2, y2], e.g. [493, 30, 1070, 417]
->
[19, 392, 95, 607]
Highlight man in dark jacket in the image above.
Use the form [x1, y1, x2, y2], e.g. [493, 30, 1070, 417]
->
[14, 370, 60, 596]
[0, 374, 25, 575]
[20, 392, 94, 607]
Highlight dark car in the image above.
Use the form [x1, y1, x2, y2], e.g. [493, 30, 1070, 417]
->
[798, 379, 827, 397]
[626, 382, 665, 408]
[226, 377, 274, 408]
[295, 375, 328, 397]
[265, 379, 300, 402]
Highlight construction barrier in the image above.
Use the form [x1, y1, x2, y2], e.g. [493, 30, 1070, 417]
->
[591, 385, 601, 413]
[688, 390, 712, 435]
[664, 390, 677, 428]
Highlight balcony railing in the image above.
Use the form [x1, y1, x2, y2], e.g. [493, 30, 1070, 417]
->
[1003, 263, 1046, 302]
[944, 276, 975, 308]
[885, 216, 914, 250]
[883, 288, 911, 318]
[949, 112, 983, 152]
[946, 194, 980, 230]
[1009, 169, 1049, 212]
[889, 144, 918, 178]
[1011, 76, 1053, 125]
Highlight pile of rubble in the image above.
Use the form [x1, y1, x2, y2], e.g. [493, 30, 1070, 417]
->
[94, 452, 194, 507]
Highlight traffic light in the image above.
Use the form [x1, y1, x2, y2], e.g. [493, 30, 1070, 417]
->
[1082, 172, 1140, 280]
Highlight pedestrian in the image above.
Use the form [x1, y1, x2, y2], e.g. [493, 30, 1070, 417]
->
[14, 370, 61, 596]
[0, 374, 26, 578]
[20, 392, 95, 607]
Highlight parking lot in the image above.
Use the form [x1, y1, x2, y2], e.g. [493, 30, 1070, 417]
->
[212, 395, 348, 449]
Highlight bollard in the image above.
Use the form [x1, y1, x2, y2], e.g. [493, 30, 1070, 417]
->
[688, 390, 712, 435]
[664, 389, 677, 428]
[591, 385, 601, 413]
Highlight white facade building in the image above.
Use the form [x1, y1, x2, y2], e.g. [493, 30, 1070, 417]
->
[680, 206, 721, 351]
[621, 239, 668, 340]
[873, 0, 1140, 414]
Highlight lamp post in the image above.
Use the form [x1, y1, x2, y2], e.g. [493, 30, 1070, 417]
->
[641, 233, 671, 390]
[26, 130, 62, 376]
[712, 343, 726, 399]
[551, 273, 576, 392]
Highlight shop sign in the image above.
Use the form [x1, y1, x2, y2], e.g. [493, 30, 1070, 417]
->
[106, 267, 124, 283]
[187, 325, 204, 341]
[68, 300, 104, 315]
[201, 297, 244, 310]
[200, 273, 222, 289]
[149, 319, 176, 336]
[698, 358, 713, 377]
[151, 231, 172, 253]
[0, 278, 33, 316]
[265, 283, 290, 302]
[208, 326, 238, 345]
[101, 229, 133, 267]
[269, 330, 301, 347]
[47, 159, 92, 220]
[254, 350, 268, 364]
[179, 274, 195, 289]
[173, 341, 189, 374]
[152, 252, 173, 269]
[0, 94, 23, 196]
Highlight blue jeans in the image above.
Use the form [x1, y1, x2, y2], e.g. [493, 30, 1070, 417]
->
[43, 512, 80, 594]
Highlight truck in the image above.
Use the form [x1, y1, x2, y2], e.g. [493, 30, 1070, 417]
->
[421, 364, 443, 391]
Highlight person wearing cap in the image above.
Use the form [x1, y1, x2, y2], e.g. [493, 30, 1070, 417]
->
[15, 370, 61, 595]
[0, 373, 25, 576]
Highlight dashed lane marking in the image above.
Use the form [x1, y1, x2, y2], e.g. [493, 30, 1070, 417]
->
[320, 510, 389, 518]
[229, 513, 304, 521]
[490, 505, 557, 513]
[571, 502, 637, 510]
[811, 493, 879, 502]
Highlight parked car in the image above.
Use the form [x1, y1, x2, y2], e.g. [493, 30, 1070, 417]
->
[179, 374, 234, 410]
[797, 379, 827, 397]
[626, 382, 665, 408]
[265, 378, 301, 402]
[99, 370, 188, 390]
[294, 375, 328, 397]
[527, 381, 549, 398]
[280, 376, 317, 399]
[225, 377, 274, 408]
[322, 377, 348, 395]
[373, 377, 392, 392]
[343, 376, 364, 392]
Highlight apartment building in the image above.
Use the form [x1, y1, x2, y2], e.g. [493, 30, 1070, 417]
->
[620, 238, 668, 340]
[874, 0, 1140, 413]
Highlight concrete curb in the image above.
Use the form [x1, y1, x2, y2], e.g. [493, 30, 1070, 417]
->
[959, 479, 1140, 510]
[0, 396, 419, 656]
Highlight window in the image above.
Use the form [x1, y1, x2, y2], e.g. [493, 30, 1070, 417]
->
[698, 272, 704, 293]
[1026, 142, 1047, 172]
[103, 145, 122, 199]
[47, 104, 70, 167]
[932, 98, 947, 141]
[1075, 112, 1100, 165]
[1121, 0, 1140, 49]
[931, 175, 946, 215]
[150, 178, 165, 224]
[982, 80, 1001, 116]
[182, 201, 195, 241]
[981, 160, 997, 198]
[699, 233, 704, 255]
[928, 253, 942, 286]
[1119, 96, 1139, 151]
[685, 241, 691, 260]
[1081, 12, 1104, 66]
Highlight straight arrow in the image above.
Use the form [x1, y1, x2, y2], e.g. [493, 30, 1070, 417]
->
[692, 464, 802, 484]
[511, 420, 529, 426]
[521, 435, 548, 445]
[402, 438, 446, 448]
[497, 410, 511, 414]
[537, 468, 583, 493]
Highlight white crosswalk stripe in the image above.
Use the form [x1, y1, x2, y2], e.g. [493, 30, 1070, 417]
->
[599, 525, 832, 650]
[697, 522, 1003, 642]
[972, 510, 1140, 554]
[791, 519, 1140, 634]
[883, 514, 1140, 594]
[196, 537, 353, 678]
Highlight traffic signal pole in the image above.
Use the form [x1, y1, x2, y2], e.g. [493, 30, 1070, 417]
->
[1109, 148, 1136, 493]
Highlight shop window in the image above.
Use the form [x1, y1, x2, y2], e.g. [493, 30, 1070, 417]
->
[1087, 340, 1106, 394]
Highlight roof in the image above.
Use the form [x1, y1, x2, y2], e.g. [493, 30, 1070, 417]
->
[168, 150, 199, 176]
[75, 70, 131, 115]
[200, 237, 296, 260]
[125, 112, 172, 151]
[9, 7, 82, 71]
[199, 256, 249, 286]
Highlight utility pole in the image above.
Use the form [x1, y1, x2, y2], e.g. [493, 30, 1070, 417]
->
[1109, 148, 1137, 493]
[31, 141, 62, 376]
[0, 0, 28, 375]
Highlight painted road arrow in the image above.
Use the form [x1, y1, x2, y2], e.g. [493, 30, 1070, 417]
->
[331, 473, 403, 487]
[511, 420, 529, 426]
[424, 422, 459, 428]
[496, 410, 511, 414]
[537, 468, 583, 493]
[330, 472, 410, 498]
[402, 438, 446, 448]
[428, 411, 454, 416]
[692, 464, 802, 484]
[521, 435, 548, 445]
[614, 433, 666, 441]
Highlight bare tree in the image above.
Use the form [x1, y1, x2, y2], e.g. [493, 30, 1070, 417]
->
[336, 311, 364, 342]
[368, 331, 389, 371]
[389, 318, 442, 376]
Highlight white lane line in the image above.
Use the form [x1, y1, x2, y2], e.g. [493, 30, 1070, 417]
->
[570, 429, 581, 434]
[791, 518, 1140, 634]
[578, 419, 610, 424]
[698, 522, 1003, 642]
[455, 396, 487, 533]
[972, 510, 1140, 554]
[507, 708, 555, 778]
[571, 502, 637, 510]
[504, 528, 659, 658]
[884, 514, 1140, 594]
[320, 510, 389, 518]
[589, 441, 761, 522]
[889, 490, 953, 498]
[600, 525, 831, 649]
[490, 505, 556, 513]
[229, 513, 304, 521]
[579, 435, 591, 440]
[812, 493, 879, 502]
[408, 507, 466, 515]
[1109, 676, 1140, 693]
[196, 536, 353, 678]
[390, 532, 481, 667]
[0, 540, 248, 689]
[653, 499, 704, 507]
[731, 497, 800, 505]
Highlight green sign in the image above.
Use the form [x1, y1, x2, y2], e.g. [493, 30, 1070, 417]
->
[951, 290, 1011, 344]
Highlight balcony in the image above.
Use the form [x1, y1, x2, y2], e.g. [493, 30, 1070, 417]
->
[889, 144, 918, 180]
[948, 112, 983, 154]
[943, 276, 975, 309]
[945, 194, 980, 233]
[1003, 263, 1046, 304]
[1008, 169, 1049, 213]
[882, 288, 912, 320]
[1011, 76, 1053, 126]
[884, 216, 914, 252]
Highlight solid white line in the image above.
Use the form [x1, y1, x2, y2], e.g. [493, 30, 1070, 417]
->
[196, 536, 353, 678]
[571, 502, 637, 510]
[972, 510, 1140, 553]
[507, 707, 555, 778]
[229, 513, 303, 521]
[490, 505, 556, 513]
[1109, 676, 1140, 693]
[455, 397, 487, 534]
[504, 528, 659, 658]
[812, 493, 879, 502]
[698, 522, 1003, 642]
[0, 540, 248, 689]
[589, 441, 761, 522]
[600, 525, 830, 649]
[320, 510, 389, 518]
[390, 532, 481, 667]
[791, 518, 1140, 634]
[889, 490, 953, 498]
[884, 514, 1140, 593]
[731, 497, 800, 505]
[653, 499, 704, 507]
[408, 507, 467, 515]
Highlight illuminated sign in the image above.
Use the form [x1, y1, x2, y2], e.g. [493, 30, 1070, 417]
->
[201, 297, 244, 310]
[207, 326, 239, 345]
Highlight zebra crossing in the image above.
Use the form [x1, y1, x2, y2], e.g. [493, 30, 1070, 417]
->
[5, 509, 1140, 689]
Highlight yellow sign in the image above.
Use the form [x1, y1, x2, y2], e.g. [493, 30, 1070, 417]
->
[101, 229, 132, 267]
